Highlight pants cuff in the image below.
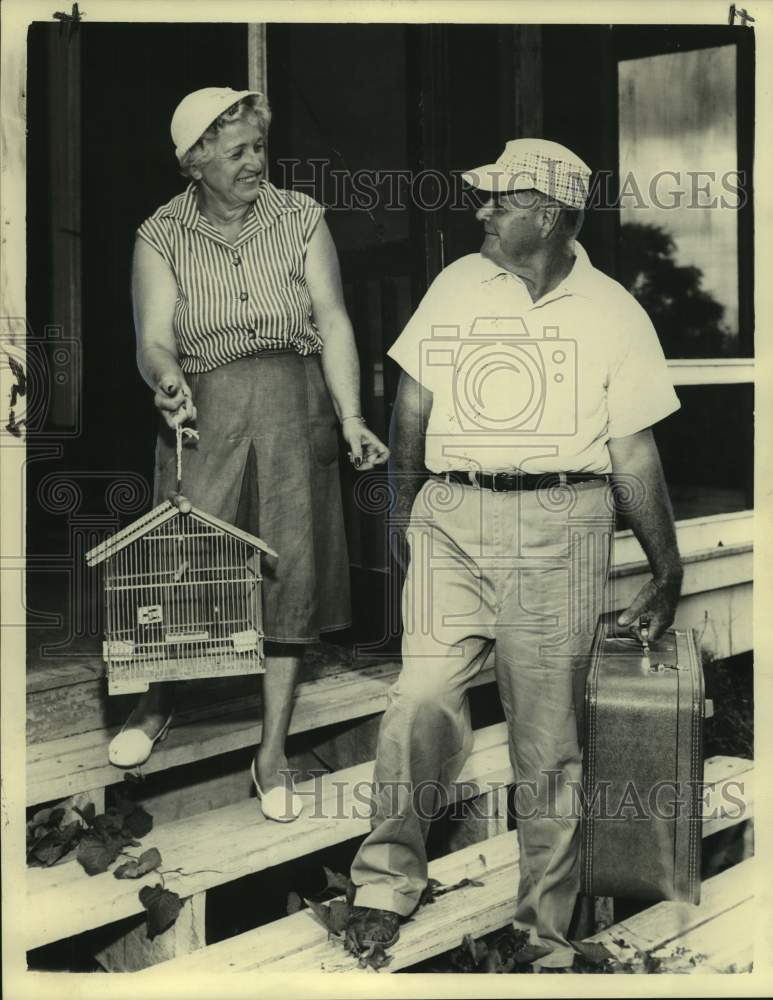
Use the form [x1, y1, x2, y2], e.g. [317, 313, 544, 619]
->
[353, 884, 418, 918]
[532, 945, 576, 969]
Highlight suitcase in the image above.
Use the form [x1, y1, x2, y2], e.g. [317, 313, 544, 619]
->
[581, 614, 705, 904]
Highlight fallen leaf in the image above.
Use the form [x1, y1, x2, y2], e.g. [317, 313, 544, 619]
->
[76, 833, 122, 876]
[114, 847, 162, 880]
[462, 932, 487, 965]
[29, 807, 56, 827]
[572, 939, 616, 966]
[139, 884, 183, 939]
[48, 807, 65, 828]
[418, 877, 441, 906]
[482, 945, 513, 973]
[358, 942, 392, 972]
[327, 899, 350, 936]
[124, 804, 153, 839]
[94, 810, 126, 838]
[322, 866, 350, 893]
[74, 802, 96, 827]
[29, 831, 70, 867]
[304, 897, 334, 934]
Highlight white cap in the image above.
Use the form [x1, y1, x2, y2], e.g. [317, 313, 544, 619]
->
[171, 87, 262, 161]
[463, 138, 591, 208]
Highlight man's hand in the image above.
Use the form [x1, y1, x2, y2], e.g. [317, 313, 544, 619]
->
[616, 573, 682, 642]
[154, 372, 197, 429]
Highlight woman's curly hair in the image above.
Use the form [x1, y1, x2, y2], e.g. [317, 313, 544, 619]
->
[180, 94, 272, 179]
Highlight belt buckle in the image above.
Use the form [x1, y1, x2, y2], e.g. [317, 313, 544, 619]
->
[490, 472, 503, 493]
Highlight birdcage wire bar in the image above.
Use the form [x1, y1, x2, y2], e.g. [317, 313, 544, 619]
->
[102, 510, 265, 686]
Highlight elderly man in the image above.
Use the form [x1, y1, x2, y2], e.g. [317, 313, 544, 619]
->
[347, 139, 683, 969]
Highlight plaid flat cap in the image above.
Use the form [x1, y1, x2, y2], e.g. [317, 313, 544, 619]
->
[462, 138, 591, 208]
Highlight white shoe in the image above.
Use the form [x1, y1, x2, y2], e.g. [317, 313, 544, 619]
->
[251, 759, 303, 822]
[108, 716, 172, 768]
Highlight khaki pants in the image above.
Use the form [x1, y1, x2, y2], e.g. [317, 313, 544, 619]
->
[351, 477, 614, 968]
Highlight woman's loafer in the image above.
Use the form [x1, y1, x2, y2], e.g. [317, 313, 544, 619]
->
[251, 759, 303, 823]
[108, 715, 172, 768]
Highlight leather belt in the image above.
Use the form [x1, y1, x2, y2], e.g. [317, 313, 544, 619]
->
[438, 470, 608, 493]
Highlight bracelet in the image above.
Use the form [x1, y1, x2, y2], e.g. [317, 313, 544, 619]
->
[341, 415, 366, 424]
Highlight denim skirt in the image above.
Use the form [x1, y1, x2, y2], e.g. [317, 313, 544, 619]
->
[153, 351, 351, 643]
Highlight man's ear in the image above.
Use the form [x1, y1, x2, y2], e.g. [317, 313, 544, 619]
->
[537, 202, 562, 239]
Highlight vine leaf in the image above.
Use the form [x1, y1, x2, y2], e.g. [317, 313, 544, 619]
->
[77, 833, 124, 876]
[94, 810, 126, 838]
[433, 877, 484, 897]
[114, 847, 162, 880]
[124, 804, 153, 839]
[139, 884, 183, 939]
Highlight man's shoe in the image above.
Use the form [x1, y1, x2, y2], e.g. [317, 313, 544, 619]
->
[346, 906, 401, 949]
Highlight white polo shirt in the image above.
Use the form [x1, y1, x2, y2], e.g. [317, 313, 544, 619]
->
[388, 244, 680, 475]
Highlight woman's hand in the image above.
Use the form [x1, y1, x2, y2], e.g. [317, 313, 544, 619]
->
[341, 417, 389, 470]
[154, 371, 197, 430]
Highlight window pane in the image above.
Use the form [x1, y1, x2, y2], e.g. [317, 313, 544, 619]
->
[618, 46, 741, 358]
[653, 384, 753, 521]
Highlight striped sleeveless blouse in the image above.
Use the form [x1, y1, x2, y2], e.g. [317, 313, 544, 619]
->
[136, 181, 325, 373]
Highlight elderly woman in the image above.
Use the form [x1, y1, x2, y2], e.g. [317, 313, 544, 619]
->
[108, 87, 389, 822]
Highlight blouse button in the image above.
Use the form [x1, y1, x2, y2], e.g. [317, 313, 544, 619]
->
[232, 254, 242, 266]
[239, 291, 249, 302]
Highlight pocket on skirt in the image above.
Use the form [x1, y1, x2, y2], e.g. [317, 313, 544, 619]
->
[304, 356, 340, 467]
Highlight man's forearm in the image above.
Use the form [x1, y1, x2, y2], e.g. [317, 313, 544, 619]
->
[387, 374, 432, 566]
[611, 443, 682, 586]
[388, 417, 428, 530]
[608, 429, 683, 635]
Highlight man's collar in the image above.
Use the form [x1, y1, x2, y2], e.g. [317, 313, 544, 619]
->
[479, 241, 594, 301]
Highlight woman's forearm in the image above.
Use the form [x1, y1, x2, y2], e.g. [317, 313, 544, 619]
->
[138, 343, 183, 393]
[318, 315, 362, 422]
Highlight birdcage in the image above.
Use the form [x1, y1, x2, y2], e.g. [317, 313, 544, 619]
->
[86, 428, 277, 695]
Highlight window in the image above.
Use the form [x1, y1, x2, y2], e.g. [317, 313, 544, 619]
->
[614, 27, 754, 522]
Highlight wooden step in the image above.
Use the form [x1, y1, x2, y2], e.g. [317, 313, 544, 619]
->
[143, 837, 756, 976]
[26, 721, 512, 951]
[589, 857, 755, 973]
[26, 639, 362, 743]
[144, 830, 521, 974]
[29, 748, 739, 971]
[27, 657, 495, 805]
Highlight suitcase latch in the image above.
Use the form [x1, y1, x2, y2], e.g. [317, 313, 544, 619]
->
[649, 660, 683, 673]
